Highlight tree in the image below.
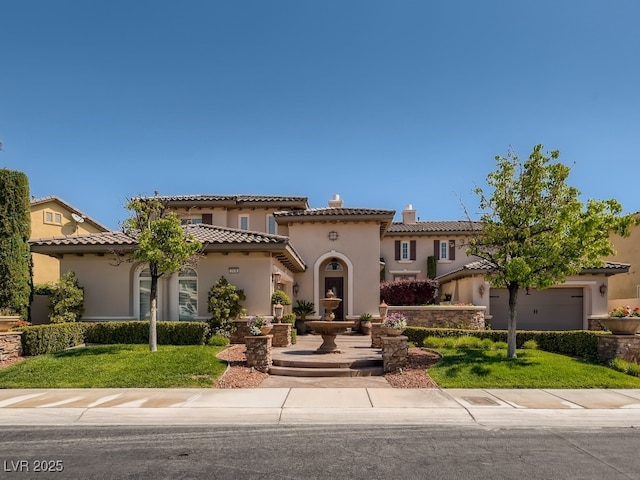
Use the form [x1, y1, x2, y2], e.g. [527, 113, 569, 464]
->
[467, 145, 634, 358]
[123, 196, 202, 351]
[0, 169, 32, 320]
[49, 270, 84, 323]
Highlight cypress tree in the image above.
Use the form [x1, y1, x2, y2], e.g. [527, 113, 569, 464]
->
[0, 169, 32, 319]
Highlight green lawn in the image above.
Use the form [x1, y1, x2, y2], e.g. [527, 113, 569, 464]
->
[0, 344, 228, 388]
[428, 348, 640, 389]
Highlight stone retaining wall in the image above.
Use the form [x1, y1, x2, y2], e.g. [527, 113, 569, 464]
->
[0, 332, 22, 361]
[388, 306, 486, 330]
[597, 335, 640, 364]
[230, 319, 292, 347]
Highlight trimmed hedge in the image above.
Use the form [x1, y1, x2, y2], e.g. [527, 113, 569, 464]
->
[380, 279, 439, 305]
[85, 321, 209, 346]
[21, 323, 89, 356]
[405, 327, 602, 362]
[21, 321, 210, 356]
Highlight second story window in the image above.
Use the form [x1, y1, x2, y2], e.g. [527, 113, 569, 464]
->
[267, 215, 277, 234]
[394, 240, 416, 261]
[239, 215, 249, 231]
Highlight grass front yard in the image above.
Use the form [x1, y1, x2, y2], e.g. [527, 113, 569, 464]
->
[0, 344, 228, 388]
[427, 347, 640, 388]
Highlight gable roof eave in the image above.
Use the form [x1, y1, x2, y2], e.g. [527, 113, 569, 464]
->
[30, 195, 110, 232]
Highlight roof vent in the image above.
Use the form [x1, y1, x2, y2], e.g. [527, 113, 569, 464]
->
[328, 194, 343, 208]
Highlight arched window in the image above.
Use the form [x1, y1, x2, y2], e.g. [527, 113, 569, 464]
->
[178, 268, 198, 320]
[325, 258, 343, 271]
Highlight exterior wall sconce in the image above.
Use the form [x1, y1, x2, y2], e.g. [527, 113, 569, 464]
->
[328, 231, 339, 241]
[378, 301, 389, 320]
[525, 286, 531, 295]
[478, 284, 485, 298]
[599, 283, 607, 296]
[272, 271, 281, 285]
[293, 282, 299, 297]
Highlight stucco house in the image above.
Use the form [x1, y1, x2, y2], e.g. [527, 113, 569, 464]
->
[30, 196, 109, 284]
[29, 194, 629, 331]
[606, 212, 640, 309]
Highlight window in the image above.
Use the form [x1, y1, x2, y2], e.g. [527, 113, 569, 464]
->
[440, 240, 448, 260]
[178, 269, 198, 320]
[394, 240, 416, 261]
[139, 268, 152, 320]
[44, 210, 62, 225]
[434, 239, 456, 261]
[401, 241, 410, 260]
[267, 215, 277, 234]
[239, 215, 249, 231]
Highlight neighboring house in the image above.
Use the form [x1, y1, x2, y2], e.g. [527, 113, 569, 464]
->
[606, 212, 640, 306]
[30, 196, 110, 284]
[29, 194, 630, 331]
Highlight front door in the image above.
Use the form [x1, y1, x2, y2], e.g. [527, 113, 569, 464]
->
[324, 277, 344, 320]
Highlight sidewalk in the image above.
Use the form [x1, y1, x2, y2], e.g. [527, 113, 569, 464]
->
[2, 387, 640, 428]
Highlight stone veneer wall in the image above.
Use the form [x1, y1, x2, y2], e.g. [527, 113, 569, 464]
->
[388, 306, 486, 330]
[0, 332, 22, 361]
[382, 336, 408, 373]
[230, 319, 291, 346]
[245, 335, 272, 373]
[597, 335, 640, 364]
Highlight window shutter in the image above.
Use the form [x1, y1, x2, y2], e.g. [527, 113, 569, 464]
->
[449, 240, 456, 261]
[410, 240, 417, 260]
[201, 214, 213, 225]
[395, 240, 401, 261]
[434, 240, 440, 260]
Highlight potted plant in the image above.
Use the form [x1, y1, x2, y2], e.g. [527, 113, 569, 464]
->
[600, 306, 640, 335]
[381, 312, 407, 336]
[359, 313, 373, 335]
[292, 300, 315, 335]
[247, 316, 272, 336]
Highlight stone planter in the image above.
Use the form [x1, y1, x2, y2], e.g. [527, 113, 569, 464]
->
[0, 316, 20, 332]
[599, 317, 640, 335]
[381, 327, 404, 337]
[360, 320, 372, 336]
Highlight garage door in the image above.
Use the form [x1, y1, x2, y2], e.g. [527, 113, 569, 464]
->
[489, 287, 584, 331]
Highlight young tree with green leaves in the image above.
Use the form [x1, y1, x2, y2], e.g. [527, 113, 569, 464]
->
[123, 196, 202, 352]
[0, 169, 32, 320]
[468, 144, 634, 358]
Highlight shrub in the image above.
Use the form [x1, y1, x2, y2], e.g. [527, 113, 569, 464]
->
[523, 340, 539, 350]
[49, 271, 84, 323]
[209, 334, 230, 346]
[271, 290, 292, 306]
[21, 323, 88, 356]
[404, 327, 601, 361]
[380, 278, 439, 306]
[33, 283, 55, 296]
[207, 276, 246, 338]
[85, 321, 209, 345]
[281, 313, 296, 324]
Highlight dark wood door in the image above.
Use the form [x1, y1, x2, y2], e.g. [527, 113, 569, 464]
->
[324, 277, 344, 320]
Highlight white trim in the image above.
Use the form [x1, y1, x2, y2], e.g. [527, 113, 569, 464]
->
[313, 250, 354, 318]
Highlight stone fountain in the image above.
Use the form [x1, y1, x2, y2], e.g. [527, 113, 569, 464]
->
[307, 290, 355, 354]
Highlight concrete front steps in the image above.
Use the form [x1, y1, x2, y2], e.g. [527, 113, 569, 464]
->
[269, 358, 383, 378]
[268, 334, 384, 378]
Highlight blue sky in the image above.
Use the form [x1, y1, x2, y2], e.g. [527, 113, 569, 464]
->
[1, 1, 639, 230]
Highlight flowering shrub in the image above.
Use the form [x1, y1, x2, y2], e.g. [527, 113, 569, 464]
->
[247, 316, 271, 335]
[609, 306, 640, 318]
[382, 312, 407, 330]
[380, 279, 439, 306]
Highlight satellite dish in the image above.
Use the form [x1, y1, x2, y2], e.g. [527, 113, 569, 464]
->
[71, 213, 85, 223]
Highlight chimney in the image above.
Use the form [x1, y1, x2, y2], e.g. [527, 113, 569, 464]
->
[328, 194, 344, 208]
[402, 204, 417, 224]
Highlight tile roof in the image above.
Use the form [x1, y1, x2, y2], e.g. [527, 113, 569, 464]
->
[29, 225, 307, 272]
[387, 220, 482, 234]
[136, 194, 309, 207]
[274, 207, 395, 218]
[436, 259, 631, 282]
[30, 195, 110, 231]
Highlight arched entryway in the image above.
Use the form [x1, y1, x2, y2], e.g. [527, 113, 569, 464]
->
[313, 251, 354, 320]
